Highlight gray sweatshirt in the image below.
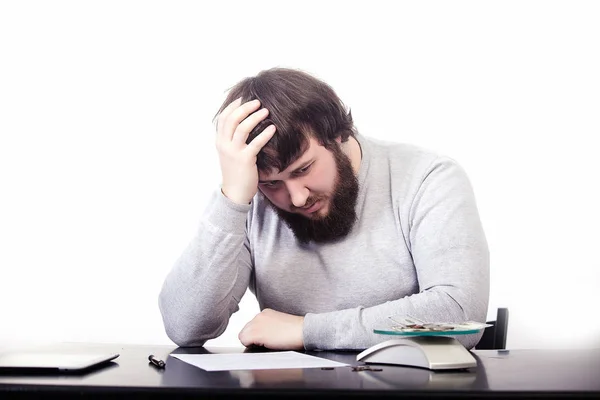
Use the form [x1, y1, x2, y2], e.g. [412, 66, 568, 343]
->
[159, 134, 490, 350]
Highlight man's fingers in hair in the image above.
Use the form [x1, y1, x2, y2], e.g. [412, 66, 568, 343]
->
[246, 125, 276, 155]
[232, 107, 270, 145]
[221, 99, 261, 141]
[216, 97, 242, 134]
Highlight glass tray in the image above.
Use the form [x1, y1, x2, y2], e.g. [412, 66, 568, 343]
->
[373, 321, 490, 337]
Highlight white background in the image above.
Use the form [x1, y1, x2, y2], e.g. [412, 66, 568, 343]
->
[1, 1, 599, 351]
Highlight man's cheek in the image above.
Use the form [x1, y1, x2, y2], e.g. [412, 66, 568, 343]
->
[267, 195, 291, 212]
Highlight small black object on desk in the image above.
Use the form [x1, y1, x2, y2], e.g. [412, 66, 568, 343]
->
[148, 354, 166, 369]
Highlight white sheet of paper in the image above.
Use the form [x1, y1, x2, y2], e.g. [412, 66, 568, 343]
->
[170, 351, 349, 371]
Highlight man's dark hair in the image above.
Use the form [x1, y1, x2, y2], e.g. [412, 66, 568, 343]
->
[215, 67, 357, 172]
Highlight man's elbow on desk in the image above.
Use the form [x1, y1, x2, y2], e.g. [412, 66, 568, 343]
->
[159, 305, 225, 347]
[163, 327, 207, 348]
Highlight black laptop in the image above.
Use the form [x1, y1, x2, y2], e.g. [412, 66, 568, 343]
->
[0, 351, 119, 372]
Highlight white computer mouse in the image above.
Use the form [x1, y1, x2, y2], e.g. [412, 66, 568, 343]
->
[356, 337, 476, 370]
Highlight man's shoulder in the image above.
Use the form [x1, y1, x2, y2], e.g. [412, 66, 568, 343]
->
[362, 135, 450, 171]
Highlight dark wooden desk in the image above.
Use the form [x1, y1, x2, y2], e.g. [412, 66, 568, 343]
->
[1, 343, 599, 398]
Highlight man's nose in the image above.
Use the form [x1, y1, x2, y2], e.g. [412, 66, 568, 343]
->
[285, 181, 309, 208]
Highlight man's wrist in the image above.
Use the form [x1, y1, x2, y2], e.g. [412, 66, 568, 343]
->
[221, 187, 252, 205]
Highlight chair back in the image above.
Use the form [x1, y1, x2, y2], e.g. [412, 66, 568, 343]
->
[476, 307, 509, 350]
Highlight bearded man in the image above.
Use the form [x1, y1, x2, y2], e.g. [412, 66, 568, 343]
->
[159, 68, 490, 351]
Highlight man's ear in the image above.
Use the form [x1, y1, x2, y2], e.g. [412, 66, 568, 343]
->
[335, 135, 343, 144]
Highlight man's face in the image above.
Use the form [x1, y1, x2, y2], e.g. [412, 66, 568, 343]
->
[258, 136, 359, 243]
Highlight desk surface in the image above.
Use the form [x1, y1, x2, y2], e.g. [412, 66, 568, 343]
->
[1, 343, 599, 398]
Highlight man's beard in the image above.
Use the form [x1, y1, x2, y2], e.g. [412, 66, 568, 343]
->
[267, 143, 359, 244]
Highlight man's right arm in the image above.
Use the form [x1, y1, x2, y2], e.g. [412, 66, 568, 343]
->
[158, 97, 276, 346]
[158, 190, 253, 347]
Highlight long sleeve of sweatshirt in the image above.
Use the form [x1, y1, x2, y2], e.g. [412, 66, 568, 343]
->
[158, 191, 254, 346]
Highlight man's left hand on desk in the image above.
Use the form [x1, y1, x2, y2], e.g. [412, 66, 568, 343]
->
[238, 308, 305, 351]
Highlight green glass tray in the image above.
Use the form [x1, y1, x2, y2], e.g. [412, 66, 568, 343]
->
[373, 320, 490, 337]
[373, 326, 483, 336]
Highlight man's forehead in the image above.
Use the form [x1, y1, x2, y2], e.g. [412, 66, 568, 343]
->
[259, 138, 318, 180]
[259, 153, 308, 180]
